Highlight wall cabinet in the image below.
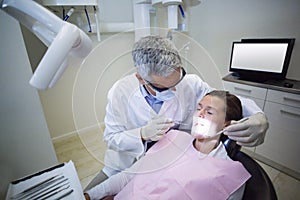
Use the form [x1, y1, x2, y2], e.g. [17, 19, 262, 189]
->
[223, 75, 300, 180]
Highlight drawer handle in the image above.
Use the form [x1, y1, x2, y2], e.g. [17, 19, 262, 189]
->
[280, 109, 300, 118]
[233, 87, 252, 93]
[283, 96, 300, 104]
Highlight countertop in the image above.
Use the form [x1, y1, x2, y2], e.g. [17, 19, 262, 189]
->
[223, 73, 300, 94]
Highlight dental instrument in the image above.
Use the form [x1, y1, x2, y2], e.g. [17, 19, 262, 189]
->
[178, 4, 185, 18]
[63, 7, 74, 21]
[219, 117, 249, 137]
[173, 121, 189, 126]
[218, 117, 249, 135]
[236, 117, 249, 123]
[84, 6, 92, 33]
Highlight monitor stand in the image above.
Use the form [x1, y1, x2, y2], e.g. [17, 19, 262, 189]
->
[232, 73, 268, 83]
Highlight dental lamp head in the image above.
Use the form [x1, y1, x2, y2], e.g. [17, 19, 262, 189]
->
[1, 0, 93, 90]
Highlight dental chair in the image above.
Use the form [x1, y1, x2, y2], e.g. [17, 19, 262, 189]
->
[96, 135, 278, 200]
[221, 135, 278, 200]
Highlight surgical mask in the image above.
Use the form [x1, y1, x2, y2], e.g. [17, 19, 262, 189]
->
[191, 116, 218, 139]
[154, 89, 176, 101]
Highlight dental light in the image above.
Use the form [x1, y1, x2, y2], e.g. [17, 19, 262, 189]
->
[1, 0, 93, 90]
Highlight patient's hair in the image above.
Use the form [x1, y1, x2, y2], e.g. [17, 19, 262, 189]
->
[205, 90, 242, 122]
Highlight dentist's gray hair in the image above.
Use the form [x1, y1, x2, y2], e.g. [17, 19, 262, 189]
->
[132, 35, 182, 81]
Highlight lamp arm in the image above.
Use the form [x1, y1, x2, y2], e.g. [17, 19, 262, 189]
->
[30, 23, 80, 90]
[1, 0, 93, 90]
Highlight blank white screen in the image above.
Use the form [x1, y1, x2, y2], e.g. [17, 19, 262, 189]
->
[231, 43, 288, 73]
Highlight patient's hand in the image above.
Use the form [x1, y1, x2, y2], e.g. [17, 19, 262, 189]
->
[84, 193, 114, 200]
[84, 193, 91, 200]
[102, 195, 114, 200]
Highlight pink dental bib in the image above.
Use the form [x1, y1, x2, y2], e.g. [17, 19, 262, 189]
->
[115, 130, 251, 200]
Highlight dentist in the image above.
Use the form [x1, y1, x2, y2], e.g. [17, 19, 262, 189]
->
[84, 35, 268, 191]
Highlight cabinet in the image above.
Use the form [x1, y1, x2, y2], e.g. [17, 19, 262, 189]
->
[223, 74, 300, 180]
[256, 90, 300, 176]
[223, 81, 267, 110]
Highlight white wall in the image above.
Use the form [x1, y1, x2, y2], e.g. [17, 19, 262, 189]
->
[189, 0, 300, 80]
[0, 10, 58, 199]
[30, 0, 300, 140]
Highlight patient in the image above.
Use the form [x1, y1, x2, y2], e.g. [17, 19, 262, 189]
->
[85, 90, 251, 200]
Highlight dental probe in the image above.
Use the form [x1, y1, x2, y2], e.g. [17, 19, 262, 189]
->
[205, 117, 249, 138]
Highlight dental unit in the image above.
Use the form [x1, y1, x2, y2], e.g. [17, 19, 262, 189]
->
[133, 0, 201, 40]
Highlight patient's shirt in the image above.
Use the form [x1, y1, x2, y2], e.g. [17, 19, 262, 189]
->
[115, 130, 251, 200]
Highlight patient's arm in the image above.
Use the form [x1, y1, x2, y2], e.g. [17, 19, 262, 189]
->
[85, 171, 134, 200]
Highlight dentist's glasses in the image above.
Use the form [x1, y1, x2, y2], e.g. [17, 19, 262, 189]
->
[145, 67, 186, 92]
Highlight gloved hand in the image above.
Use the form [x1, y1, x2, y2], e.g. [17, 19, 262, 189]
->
[140, 117, 174, 141]
[223, 112, 269, 147]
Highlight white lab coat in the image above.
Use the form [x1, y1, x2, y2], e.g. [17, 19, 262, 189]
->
[102, 73, 262, 176]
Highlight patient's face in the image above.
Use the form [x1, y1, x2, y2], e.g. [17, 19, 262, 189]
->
[191, 95, 226, 138]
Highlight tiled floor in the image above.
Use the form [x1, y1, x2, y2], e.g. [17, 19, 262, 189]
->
[53, 130, 300, 199]
[53, 129, 106, 189]
[255, 160, 300, 200]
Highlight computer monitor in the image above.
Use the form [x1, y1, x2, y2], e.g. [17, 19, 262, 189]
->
[229, 38, 295, 82]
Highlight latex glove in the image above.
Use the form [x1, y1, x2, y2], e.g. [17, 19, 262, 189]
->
[140, 117, 174, 141]
[223, 113, 269, 147]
